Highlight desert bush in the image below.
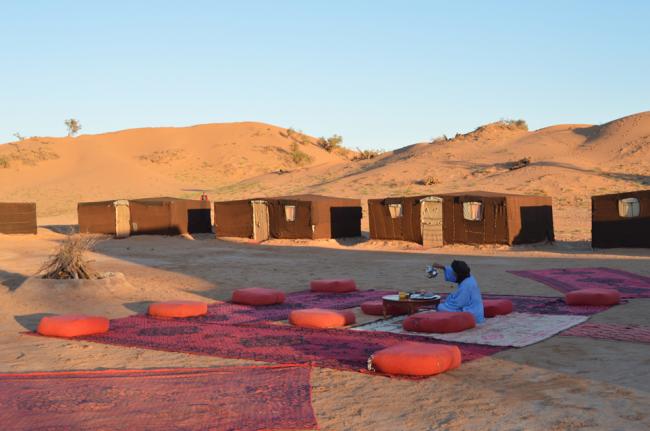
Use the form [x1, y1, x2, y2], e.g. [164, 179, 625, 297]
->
[0, 156, 9, 168]
[353, 148, 384, 160]
[64, 118, 82, 137]
[500, 118, 528, 131]
[317, 134, 343, 152]
[429, 135, 449, 144]
[139, 149, 184, 164]
[290, 142, 312, 165]
[13, 132, 26, 141]
[39, 235, 98, 279]
[508, 157, 531, 170]
[422, 175, 439, 185]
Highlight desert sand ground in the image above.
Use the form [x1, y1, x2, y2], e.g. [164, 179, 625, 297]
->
[1, 229, 649, 431]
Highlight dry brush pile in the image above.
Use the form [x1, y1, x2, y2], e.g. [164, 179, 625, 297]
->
[39, 235, 99, 280]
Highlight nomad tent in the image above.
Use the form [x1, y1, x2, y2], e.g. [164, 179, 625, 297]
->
[368, 191, 554, 246]
[591, 189, 650, 248]
[214, 194, 362, 241]
[78, 197, 212, 237]
[0, 202, 37, 234]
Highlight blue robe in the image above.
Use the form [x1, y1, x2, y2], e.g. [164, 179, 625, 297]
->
[438, 266, 485, 323]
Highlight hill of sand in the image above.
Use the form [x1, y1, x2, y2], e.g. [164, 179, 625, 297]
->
[1, 112, 649, 240]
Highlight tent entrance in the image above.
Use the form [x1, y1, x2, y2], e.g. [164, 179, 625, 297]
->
[114, 200, 130, 238]
[420, 197, 443, 247]
[251, 200, 270, 241]
[187, 209, 212, 233]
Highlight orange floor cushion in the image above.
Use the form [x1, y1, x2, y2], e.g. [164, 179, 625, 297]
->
[403, 311, 476, 333]
[231, 287, 286, 306]
[310, 279, 357, 293]
[369, 341, 462, 376]
[360, 300, 409, 316]
[37, 315, 110, 338]
[289, 308, 356, 329]
[483, 299, 514, 318]
[565, 288, 620, 306]
[148, 301, 208, 318]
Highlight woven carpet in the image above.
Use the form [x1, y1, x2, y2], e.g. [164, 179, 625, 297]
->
[81, 316, 504, 374]
[352, 312, 588, 347]
[0, 365, 317, 431]
[482, 294, 614, 315]
[560, 322, 650, 344]
[508, 267, 650, 298]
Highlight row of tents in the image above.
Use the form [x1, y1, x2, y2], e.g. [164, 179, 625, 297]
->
[1, 190, 648, 248]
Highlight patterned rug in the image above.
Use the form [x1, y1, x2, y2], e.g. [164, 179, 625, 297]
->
[0, 365, 317, 431]
[560, 322, 650, 344]
[482, 294, 614, 315]
[197, 289, 396, 325]
[352, 312, 588, 347]
[81, 316, 504, 374]
[508, 267, 650, 298]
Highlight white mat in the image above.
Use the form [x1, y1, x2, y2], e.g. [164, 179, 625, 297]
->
[351, 312, 588, 347]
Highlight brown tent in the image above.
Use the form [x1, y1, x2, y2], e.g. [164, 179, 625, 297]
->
[0, 202, 37, 234]
[78, 197, 212, 237]
[214, 194, 362, 240]
[369, 191, 554, 246]
[591, 189, 650, 248]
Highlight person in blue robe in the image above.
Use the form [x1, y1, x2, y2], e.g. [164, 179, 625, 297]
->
[431, 260, 485, 324]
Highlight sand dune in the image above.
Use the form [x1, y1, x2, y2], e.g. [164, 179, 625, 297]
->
[1, 113, 649, 240]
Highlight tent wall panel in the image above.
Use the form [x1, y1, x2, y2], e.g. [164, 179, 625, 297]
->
[0, 202, 37, 234]
[78, 202, 117, 235]
[592, 190, 650, 248]
[214, 200, 254, 238]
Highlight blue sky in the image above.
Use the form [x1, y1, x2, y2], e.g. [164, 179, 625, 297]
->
[1, 1, 649, 149]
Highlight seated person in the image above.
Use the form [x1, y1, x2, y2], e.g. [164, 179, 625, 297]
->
[431, 260, 485, 324]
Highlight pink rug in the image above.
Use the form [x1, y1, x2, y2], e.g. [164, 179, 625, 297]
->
[80, 316, 503, 374]
[0, 365, 317, 431]
[508, 267, 650, 298]
[198, 289, 396, 325]
[561, 322, 650, 344]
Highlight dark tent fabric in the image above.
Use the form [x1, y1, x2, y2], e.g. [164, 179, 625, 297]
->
[214, 194, 362, 240]
[369, 191, 554, 245]
[78, 197, 211, 236]
[592, 190, 650, 248]
[0, 202, 37, 234]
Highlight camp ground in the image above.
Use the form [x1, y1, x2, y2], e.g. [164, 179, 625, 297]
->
[592, 189, 650, 248]
[0, 202, 37, 235]
[214, 194, 362, 241]
[368, 191, 554, 246]
[78, 197, 212, 237]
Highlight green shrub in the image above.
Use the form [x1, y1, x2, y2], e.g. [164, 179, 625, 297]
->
[500, 119, 528, 131]
[353, 148, 384, 160]
[290, 142, 312, 165]
[317, 134, 343, 152]
[0, 156, 9, 168]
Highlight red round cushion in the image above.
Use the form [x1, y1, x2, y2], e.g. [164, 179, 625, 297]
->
[289, 308, 356, 329]
[37, 315, 109, 338]
[483, 299, 514, 318]
[370, 342, 462, 376]
[310, 279, 357, 293]
[148, 301, 208, 318]
[403, 311, 475, 333]
[232, 287, 286, 306]
[565, 288, 620, 306]
[360, 300, 409, 316]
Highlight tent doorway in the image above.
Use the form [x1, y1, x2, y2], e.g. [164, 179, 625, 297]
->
[114, 200, 131, 238]
[420, 197, 443, 247]
[251, 200, 270, 241]
[187, 209, 212, 233]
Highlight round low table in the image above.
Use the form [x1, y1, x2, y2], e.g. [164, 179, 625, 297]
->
[381, 294, 441, 318]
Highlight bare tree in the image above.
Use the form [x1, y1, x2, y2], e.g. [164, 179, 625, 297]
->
[64, 118, 82, 137]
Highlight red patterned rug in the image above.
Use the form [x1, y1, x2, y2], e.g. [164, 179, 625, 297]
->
[0, 365, 317, 431]
[508, 267, 650, 298]
[81, 316, 503, 374]
[482, 294, 613, 315]
[560, 322, 650, 344]
[198, 289, 396, 325]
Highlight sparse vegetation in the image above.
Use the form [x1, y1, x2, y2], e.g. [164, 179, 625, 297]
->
[289, 142, 312, 165]
[508, 157, 531, 170]
[0, 156, 9, 168]
[0, 146, 59, 167]
[353, 148, 384, 160]
[317, 134, 343, 152]
[39, 235, 98, 280]
[13, 132, 26, 141]
[64, 118, 82, 137]
[139, 149, 185, 164]
[419, 175, 440, 186]
[499, 118, 528, 131]
[429, 135, 449, 144]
